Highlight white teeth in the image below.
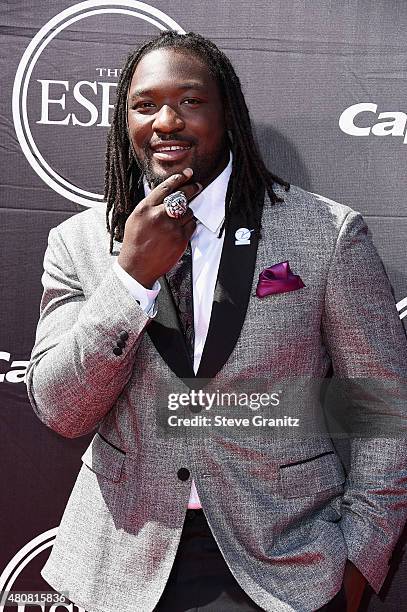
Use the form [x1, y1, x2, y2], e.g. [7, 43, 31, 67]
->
[155, 145, 190, 152]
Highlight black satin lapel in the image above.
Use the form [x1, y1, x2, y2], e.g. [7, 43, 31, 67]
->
[146, 277, 195, 379]
[196, 192, 264, 380]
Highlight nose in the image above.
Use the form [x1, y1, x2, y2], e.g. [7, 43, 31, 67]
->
[152, 104, 185, 134]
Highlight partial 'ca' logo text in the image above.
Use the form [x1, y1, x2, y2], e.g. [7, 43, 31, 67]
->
[339, 103, 407, 142]
[0, 352, 28, 383]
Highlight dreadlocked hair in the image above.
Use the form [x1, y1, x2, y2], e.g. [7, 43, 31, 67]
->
[105, 31, 290, 254]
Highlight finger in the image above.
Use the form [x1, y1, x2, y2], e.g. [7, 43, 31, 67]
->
[180, 183, 202, 201]
[147, 168, 194, 206]
[155, 183, 201, 211]
[182, 217, 197, 240]
[188, 182, 203, 203]
[177, 207, 195, 226]
[156, 201, 197, 226]
[156, 181, 200, 221]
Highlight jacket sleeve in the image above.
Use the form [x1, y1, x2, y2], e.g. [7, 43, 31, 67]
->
[321, 210, 407, 593]
[26, 226, 152, 439]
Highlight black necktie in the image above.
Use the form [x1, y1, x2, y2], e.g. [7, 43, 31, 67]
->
[165, 242, 195, 365]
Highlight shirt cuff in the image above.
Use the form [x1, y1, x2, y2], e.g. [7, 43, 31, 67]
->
[113, 260, 160, 317]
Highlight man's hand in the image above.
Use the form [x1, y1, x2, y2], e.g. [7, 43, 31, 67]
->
[343, 560, 367, 612]
[118, 168, 201, 288]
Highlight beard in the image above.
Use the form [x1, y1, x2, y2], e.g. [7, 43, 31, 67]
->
[132, 138, 229, 189]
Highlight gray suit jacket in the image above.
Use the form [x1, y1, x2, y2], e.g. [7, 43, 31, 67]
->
[26, 183, 407, 612]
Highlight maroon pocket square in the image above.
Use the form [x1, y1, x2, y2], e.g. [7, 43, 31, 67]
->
[256, 261, 305, 298]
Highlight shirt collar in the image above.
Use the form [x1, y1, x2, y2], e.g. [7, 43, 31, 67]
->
[143, 151, 232, 235]
[189, 151, 232, 234]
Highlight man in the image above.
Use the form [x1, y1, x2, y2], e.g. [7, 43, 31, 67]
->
[26, 31, 407, 612]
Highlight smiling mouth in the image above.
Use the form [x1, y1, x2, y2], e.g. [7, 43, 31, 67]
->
[151, 143, 193, 162]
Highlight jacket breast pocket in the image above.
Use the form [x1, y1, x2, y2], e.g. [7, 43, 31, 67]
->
[279, 451, 346, 499]
[81, 432, 126, 482]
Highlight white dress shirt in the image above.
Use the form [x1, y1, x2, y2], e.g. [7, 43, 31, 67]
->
[113, 152, 233, 508]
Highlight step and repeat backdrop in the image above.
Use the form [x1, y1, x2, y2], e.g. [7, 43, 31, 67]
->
[1, 1, 406, 610]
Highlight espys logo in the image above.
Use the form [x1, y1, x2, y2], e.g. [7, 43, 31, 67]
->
[12, 0, 185, 208]
[0, 528, 86, 611]
[339, 103, 407, 142]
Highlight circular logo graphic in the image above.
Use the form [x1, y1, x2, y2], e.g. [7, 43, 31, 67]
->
[12, 1, 185, 208]
[0, 529, 65, 611]
[235, 228, 251, 241]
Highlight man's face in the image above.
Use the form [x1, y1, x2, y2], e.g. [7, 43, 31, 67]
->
[127, 47, 230, 189]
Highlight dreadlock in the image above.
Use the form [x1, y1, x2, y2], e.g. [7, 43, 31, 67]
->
[105, 31, 290, 254]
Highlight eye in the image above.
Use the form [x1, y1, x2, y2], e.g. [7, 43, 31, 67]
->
[134, 101, 155, 111]
[183, 98, 201, 105]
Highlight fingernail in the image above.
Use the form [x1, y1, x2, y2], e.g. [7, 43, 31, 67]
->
[183, 168, 193, 177]
[196, 182, 203, 191]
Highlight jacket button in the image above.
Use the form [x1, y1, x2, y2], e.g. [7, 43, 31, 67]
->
[116, 339, 125, 348]
[113, 347, 123, 356]
[177, 468, 190, 481]
[119, 331, 129, 341]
